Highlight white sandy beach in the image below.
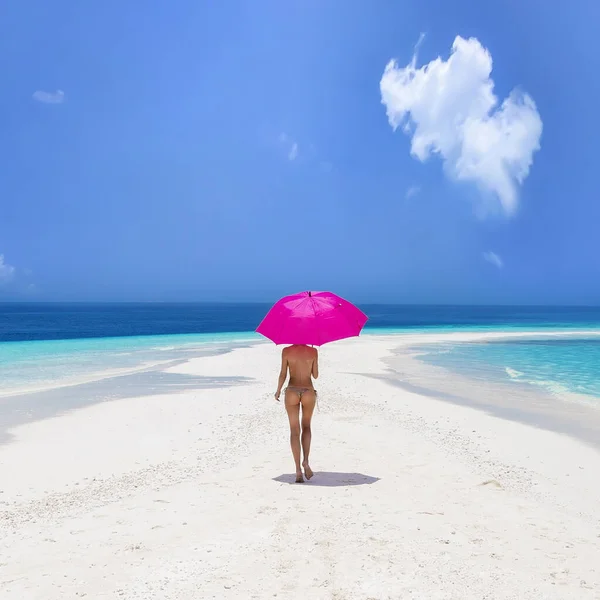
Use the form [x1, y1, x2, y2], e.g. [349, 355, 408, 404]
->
[1, 334, 600, 599]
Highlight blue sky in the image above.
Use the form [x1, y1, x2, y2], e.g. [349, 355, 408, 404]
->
[1, 0, 599, 304]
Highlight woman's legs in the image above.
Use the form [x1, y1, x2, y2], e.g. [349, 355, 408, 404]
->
[300, 391, 316, 479]
[284, 390, 303, 482]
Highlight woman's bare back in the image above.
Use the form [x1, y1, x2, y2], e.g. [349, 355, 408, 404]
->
[286, 344, 319, 387]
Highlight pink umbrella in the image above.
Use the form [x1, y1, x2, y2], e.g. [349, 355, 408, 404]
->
[256, 291, 368, 346]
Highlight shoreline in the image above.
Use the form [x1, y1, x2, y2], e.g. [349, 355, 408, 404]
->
[383, 344, 600, 451]
[3, 328, 600, 429]
[0, 337, 259, 399]
[1, 335, 599, 597]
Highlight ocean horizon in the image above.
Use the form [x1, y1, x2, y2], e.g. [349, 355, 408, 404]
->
[3, 302, 600, 342]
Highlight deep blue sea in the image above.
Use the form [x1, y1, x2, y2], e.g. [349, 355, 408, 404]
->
[1, 303, 600, 399]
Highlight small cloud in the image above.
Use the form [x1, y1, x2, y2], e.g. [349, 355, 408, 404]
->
[274, 131, 330, 169]
[279, 132, 299, 161]
[33, 89, 66, 104]
[380, 36, 542, 217]
[414, 32, 426, 56]
[405, 185, 420, 199]
[483, 251, 503, 269]
[0, 254, 15, 282]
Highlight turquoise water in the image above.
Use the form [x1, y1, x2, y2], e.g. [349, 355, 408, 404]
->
[419, 335, 600, 400]
[0, 332, 262, 395]
[5, 328, 600, 401]
[3, 302, 600, 399]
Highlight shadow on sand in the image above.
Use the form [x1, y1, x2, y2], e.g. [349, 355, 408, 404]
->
[273, 471, 380, 487]
[0, 369, 253, 446]
[357, 370, 600, 451]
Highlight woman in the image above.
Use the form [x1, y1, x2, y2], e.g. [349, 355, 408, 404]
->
[274, 344, 319, 483]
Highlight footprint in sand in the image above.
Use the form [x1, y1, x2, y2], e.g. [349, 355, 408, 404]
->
[479, 479, 503, 489]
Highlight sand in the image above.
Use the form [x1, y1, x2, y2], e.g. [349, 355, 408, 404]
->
[1, 334, 600, 599]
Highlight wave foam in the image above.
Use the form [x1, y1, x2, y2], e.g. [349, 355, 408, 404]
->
[505, 367, 524, 379]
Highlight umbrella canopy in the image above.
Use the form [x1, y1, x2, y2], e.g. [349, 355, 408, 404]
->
[256, 291, 368, 346]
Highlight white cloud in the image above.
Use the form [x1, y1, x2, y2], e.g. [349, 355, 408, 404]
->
[0, 255, 15, 282]
[380, 36, 542, 217]
[279, 132, 299, 161]
[33, 89, 66, 104]
[405, 185, 420, 199]
[483, 251, 503, 269]
[288, 142, 299, 161]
